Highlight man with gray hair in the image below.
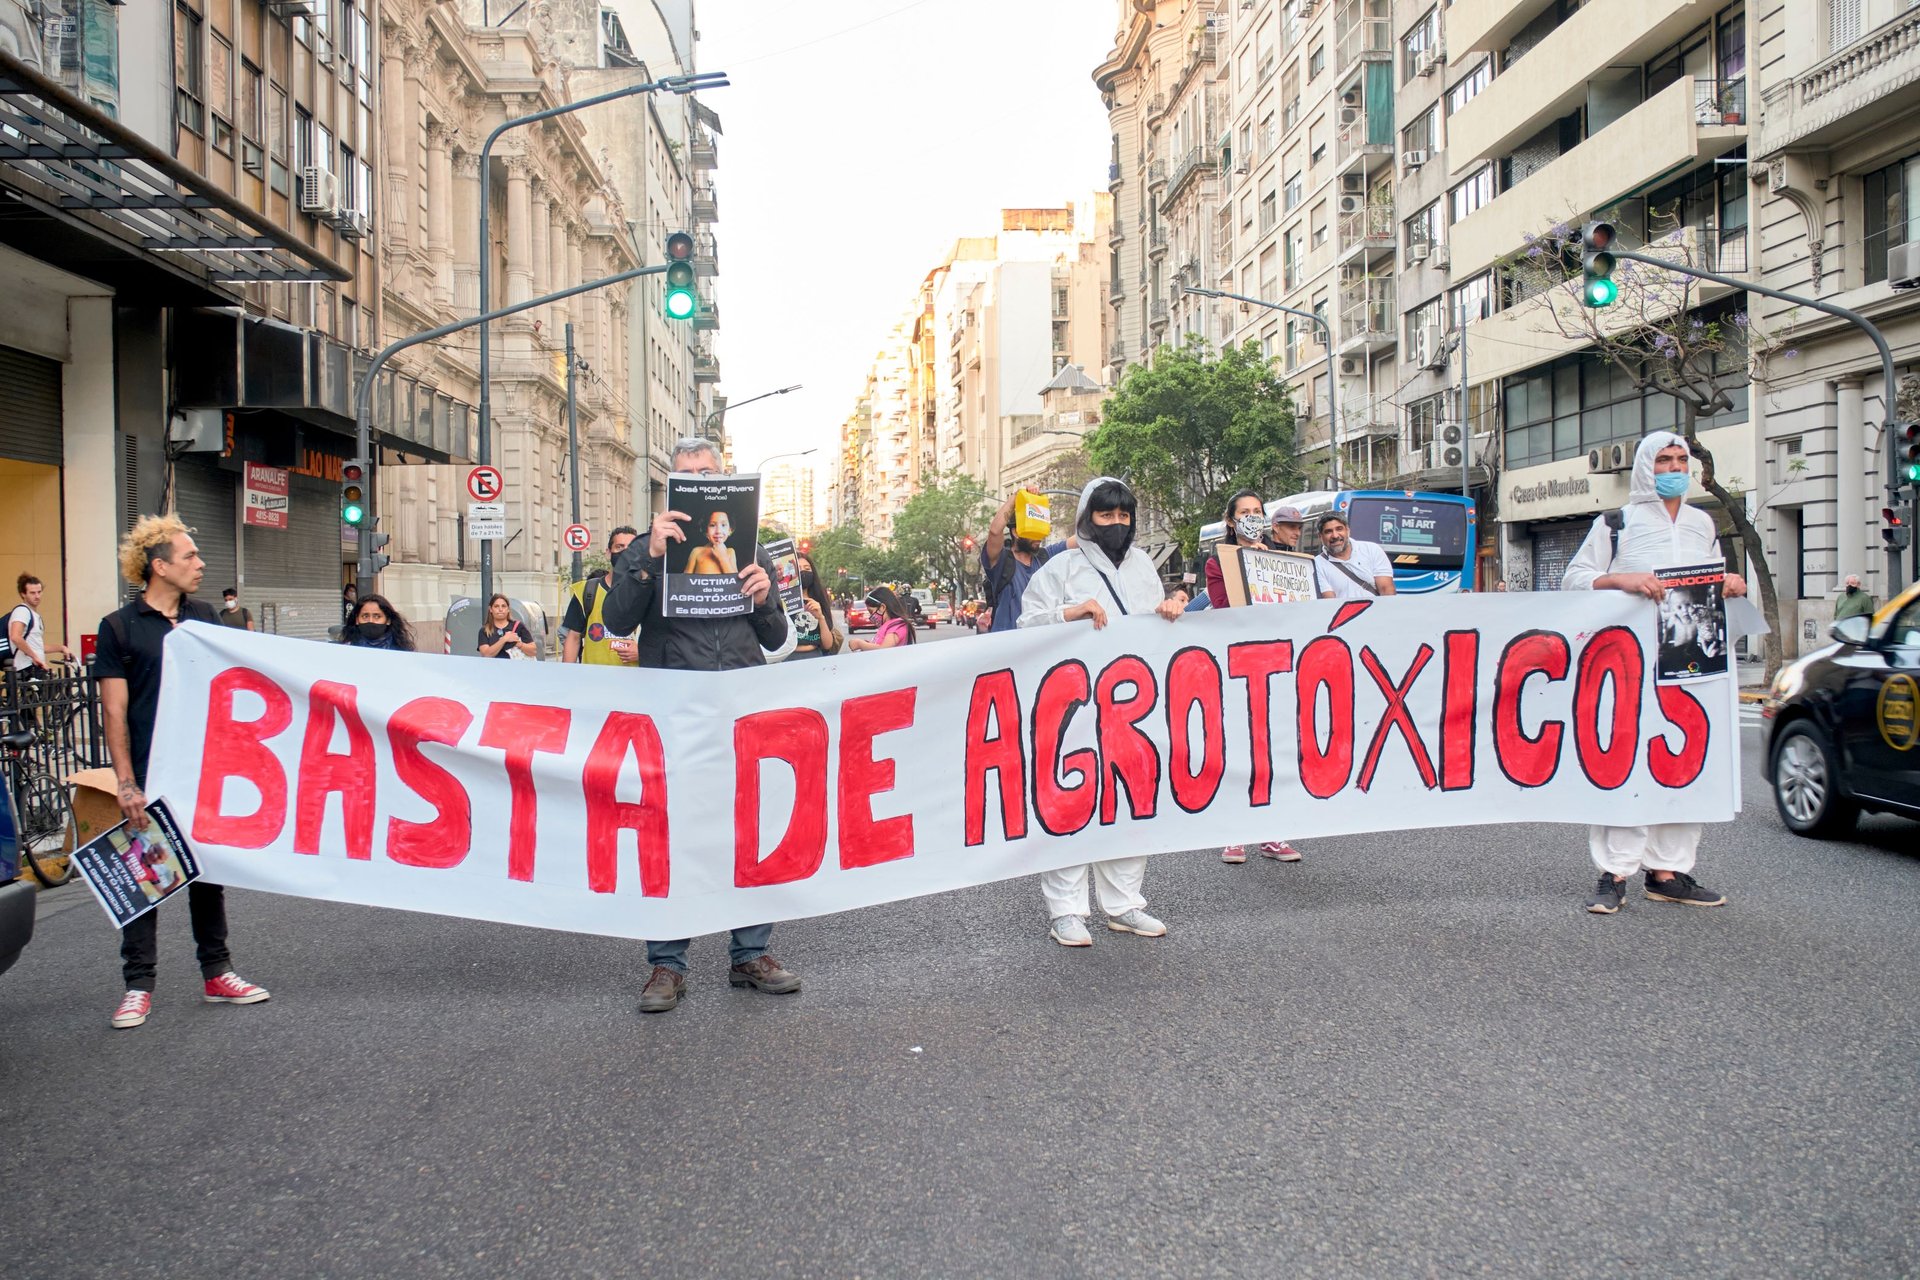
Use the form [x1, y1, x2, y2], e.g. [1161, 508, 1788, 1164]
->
[1835, 573, 1876, 622]
[603, 436, 799, 1014]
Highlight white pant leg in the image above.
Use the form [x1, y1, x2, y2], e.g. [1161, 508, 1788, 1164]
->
[1589, 825, 1649, 879]
[1642, 822, 1701, 875]
[1089, 856, 1148, 917]
[1040, 864, 1091, 919]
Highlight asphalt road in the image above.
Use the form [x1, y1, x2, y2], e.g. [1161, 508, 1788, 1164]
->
[3, 645, 1915, 1278]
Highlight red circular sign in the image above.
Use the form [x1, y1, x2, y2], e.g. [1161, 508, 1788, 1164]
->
[466, 465, 504, 501]
[563, 523, 591, 552]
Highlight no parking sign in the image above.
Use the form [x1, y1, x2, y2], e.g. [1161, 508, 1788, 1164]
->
[563, 524, 591, 552]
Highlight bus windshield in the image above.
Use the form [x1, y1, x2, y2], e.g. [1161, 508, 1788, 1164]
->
[1344, 496, 1469, 565]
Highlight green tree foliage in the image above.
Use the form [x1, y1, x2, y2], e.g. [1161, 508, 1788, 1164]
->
[1086, 339, 1300, 553]
[804, 523, 867, 596]
[892, 469, 997, 602]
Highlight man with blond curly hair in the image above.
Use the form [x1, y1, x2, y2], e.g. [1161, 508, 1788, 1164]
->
[95, 513, 271, 1030]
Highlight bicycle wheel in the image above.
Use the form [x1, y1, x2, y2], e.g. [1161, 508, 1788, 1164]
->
[14, 771, 79, 888]
[62, 704, 108, 770]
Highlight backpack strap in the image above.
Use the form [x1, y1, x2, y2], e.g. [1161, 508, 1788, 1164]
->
[582, 575, 604, 624]
[1603, 509, 1625, 570]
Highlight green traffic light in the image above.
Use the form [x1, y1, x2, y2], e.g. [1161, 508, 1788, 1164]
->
[1905, 461, 1920, 484]
[665, 289, 696, 320]
[1584, 277, 1618, 307]
[343, 503, 365, 525]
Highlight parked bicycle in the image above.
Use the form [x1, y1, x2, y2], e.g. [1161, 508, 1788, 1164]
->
[2, 713, 78, 888]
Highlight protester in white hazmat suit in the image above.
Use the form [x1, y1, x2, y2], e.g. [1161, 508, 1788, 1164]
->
[1019, 476, 1186, 947]
[1561, 431, 1747, 914]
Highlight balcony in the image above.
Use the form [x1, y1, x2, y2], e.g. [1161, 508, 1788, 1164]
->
[1109, 338, 1128, 365]
[689, 131, 717, 170]
[1163, 144, 1219, 208]
[692, 347, 720, 384]
[1108, 219, 1125, 247]
[1334, 108, 1393, 176]
[1450, 76, 1746, 279]
[1339, 394, 1399, 441]
[1759, 7, 1920, 153]
[1109, 161, 1123, 191]
[1149, 298, 1170, 328]
[1333, 0, 1391, 78]
[1337, 278, 1395, 355]
[1148, 226, 1169, 258]
[691, 181, 717, 222]
[1336, 199, 1395, 263]
[693, 301, 719, 332]
[1109, 276, 1125, 305]
[1451, 0, 1742, 168]
[1147, 92, 1167, 121]
[1148, 159, 1167, 188]
[694, 232, 718, 278]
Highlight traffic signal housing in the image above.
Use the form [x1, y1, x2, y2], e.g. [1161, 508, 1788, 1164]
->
[1885, 503, 1913, 551]
[365, 526, 391, 576]
[1901, 420, 1920, 487]
[341, 458, 368, 526]
[664, 231, 696, 321]
[1580, 221, 1618, 308]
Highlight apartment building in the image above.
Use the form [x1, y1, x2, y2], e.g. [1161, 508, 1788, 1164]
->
[760, 460, 818, 538]
[1427, 0, 1752, 590]
[0, 0, 416, 648]
[1750, 0, 1920, 647]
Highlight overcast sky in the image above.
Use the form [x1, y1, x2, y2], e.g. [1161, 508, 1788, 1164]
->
[696, 0, 1114, 486]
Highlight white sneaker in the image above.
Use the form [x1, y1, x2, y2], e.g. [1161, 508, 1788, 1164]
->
[1048, 915, 1092, 947]
[1107, 908, 1166, 937]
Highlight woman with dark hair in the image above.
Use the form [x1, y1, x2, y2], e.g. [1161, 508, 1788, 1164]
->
[339, 593, 416, 652]
[1018, 476, 1186, 948]
[846, 585, 916, 651]
[788, 552, 841, 660]
[478, 593, 537, 659]
[1203, 488, 1304, 866]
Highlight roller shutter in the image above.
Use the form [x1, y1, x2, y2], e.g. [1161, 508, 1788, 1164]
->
[244, 471, 345, 640]
[0, 345, 61, 465]
[173, 457, 238, 603]
[1528, 521, 1594, 592]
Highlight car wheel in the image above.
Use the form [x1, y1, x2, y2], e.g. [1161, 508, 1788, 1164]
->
[1770, 723, 1857, 838]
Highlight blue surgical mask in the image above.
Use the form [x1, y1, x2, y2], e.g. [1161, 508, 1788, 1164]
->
[1654, 471, 1690, 499]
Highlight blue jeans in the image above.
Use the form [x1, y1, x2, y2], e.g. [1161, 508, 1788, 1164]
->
[647, 924, 772, 975]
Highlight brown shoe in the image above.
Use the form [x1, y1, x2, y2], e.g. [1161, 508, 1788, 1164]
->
[728, 955, 802, 994]
[637, 966, 686, 1014]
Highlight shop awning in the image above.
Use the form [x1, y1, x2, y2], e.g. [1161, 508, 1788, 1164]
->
[0, 51, 349, 299]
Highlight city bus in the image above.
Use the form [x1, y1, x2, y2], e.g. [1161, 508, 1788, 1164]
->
[1198, 489, 1477, 594]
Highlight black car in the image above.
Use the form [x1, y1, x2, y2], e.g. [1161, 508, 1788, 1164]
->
[1764, 583, 1920, 836]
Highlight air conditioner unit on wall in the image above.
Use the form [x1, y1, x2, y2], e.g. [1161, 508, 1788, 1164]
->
[1338, 355, 1362, 377]
[1418, 50, 1439, 76]
[1431, 244, 1450, 268]
[1340, 172, 1366, 195]
[1891, 242, 1920, 289]
[299, 167, 337, 214]
[1407, 242, 1430, 265]
[1402, 150, 1428, 171]
[334, 211, 370, 240]
[1337, 106, 1361, 127]
[1442, 422, 1464, 446]
[1338, 194, 1364, 215]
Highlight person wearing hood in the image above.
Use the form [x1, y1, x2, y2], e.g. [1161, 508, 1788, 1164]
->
[1563, 431, 1747, 914]
[1018, 477, 1186, 947]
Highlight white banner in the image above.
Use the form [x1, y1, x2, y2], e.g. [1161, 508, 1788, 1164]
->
[147, 594, 1742, 940]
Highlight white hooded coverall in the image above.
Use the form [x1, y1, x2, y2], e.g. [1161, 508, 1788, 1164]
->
[1018, 478, 1168, 920]
[1561, 431, 1723, 878]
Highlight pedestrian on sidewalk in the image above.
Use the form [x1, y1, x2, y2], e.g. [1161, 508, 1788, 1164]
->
[96, 514, 270, 1029]
[1207, 493, 1305, 867]
[845, 586, 916, 651]
[7, 572, 67, 674]
[338, 593, 416, 651]
[604, 436, 799, 1014]
[1018, 476, 1185, 948]
[1563, 432, 1747, 914]
[217, 588, 254, 630]
[477, 594, 538, 659]
[1835, 574, 1876, 622]
[562, 526, 640, 666]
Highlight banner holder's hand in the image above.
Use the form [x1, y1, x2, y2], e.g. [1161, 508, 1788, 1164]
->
[1064, 598, 1109, 629]
[648, 510, 690, 558]
[739, 562, 772, 605]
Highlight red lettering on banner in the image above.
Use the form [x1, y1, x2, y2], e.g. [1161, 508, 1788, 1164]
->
[1573, 626, 1642, 790]
[963, 671, 1027, 846]
[1094, 656, 1160, 824]
[583, 712, 670, 896]
[839, 689, 917, 869]
[733, 708, 829, 888]
[294, 680, 376, 859]
[1648, 684, 1710, 788]
[386, 697, 474, 869]
[1227, 641, 1294, 808]
[1439, 631, 1480, 791]
[1356, 645, 1437, 791]
[193, 667, 292, 848]
[478, 703, 572, 882]
[1493, 632, 1570, 788]
[1165, 647, 1225, 812]
[1031, 661, 1097, 836]
[1296, 637, 1355, 800]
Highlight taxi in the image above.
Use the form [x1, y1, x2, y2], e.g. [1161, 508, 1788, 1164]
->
[1764, 581, 1920, 836]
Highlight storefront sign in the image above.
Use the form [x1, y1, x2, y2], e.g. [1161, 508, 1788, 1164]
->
[243, 462, 290, 530]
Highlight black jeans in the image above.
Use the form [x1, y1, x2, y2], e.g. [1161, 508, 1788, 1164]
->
[119, 882, 232, 991]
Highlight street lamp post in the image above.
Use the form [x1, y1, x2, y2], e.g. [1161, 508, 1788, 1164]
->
[476, 69, 726, 604]
[1184, 286, 1341, 488]
[705, 383, 802, 444]
[751, 446, 817, 472]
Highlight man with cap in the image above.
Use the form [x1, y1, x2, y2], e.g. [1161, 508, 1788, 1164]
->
[1265, 504, 1306, 552]
[1562, 431, 1747, 914]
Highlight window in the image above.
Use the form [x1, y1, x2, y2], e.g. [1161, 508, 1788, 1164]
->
[1311, 200, 1329, 248]
[1829, 0, 1861, 54]
[1308, 45, 1325, 78]
[1285, 227, 1304, 289]
[1448, 61, 1490, 115]
[241, 61, 264, 175]
[1309, 116, 1328, 166]
[1402, 9, 1438, 82]
[1284, 169, 1303, 211]
[174, 3, 205, 135]
[209, 34, 232, 153]
[1281, 65, 1301, 132]
[1408, 394, 1444, 453]
[1285, 319, 1300, 370]
[1864, 156, 1915, 286]
[1402, 106, 1436, 155]
[1259, 190, 1278, 234]
[1405, 200, 1444, 252]
[1450, 167, 1495, 223]
[339, 143, 355, 212]
[1407, 296, 1444, 346]
[1450, 272, 1492, 325]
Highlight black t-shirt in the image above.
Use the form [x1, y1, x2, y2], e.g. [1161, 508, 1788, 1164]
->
[217, 606, 252, 629]
[479, 621, 531, 658]
[93, 596, 221, 787]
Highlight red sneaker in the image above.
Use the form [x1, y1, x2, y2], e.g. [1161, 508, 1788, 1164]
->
[110, 990, 152, 1029]
[1221, 845, 1248, 864]
[203, 972, 271, 1005]
[1260, 841, 1302, 861]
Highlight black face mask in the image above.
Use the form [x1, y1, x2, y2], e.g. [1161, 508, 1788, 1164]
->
[800, 568, 817, 589]
[1085, 520, 1134, 563]
[1845, 584, 1859, 594]
[356, 621, 389, 642]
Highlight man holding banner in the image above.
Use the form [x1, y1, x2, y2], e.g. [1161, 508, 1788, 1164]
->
[1019, 477, 1185, 947]
[1564, 432, 1746, 914]
[604, 437, 800, 1013]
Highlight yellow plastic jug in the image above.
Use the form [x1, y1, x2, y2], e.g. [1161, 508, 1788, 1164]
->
[1013, 488, 1051, 541]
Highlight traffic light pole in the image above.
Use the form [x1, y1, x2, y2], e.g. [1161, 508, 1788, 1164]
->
[353, 265, 667, 586]
[1611, 250, 1907, 592]
[566, 321, 582, 586]
[1183, 286, 1340, 488]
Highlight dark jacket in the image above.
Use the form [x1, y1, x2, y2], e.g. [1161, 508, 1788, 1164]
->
[603, 540, 790, 671]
